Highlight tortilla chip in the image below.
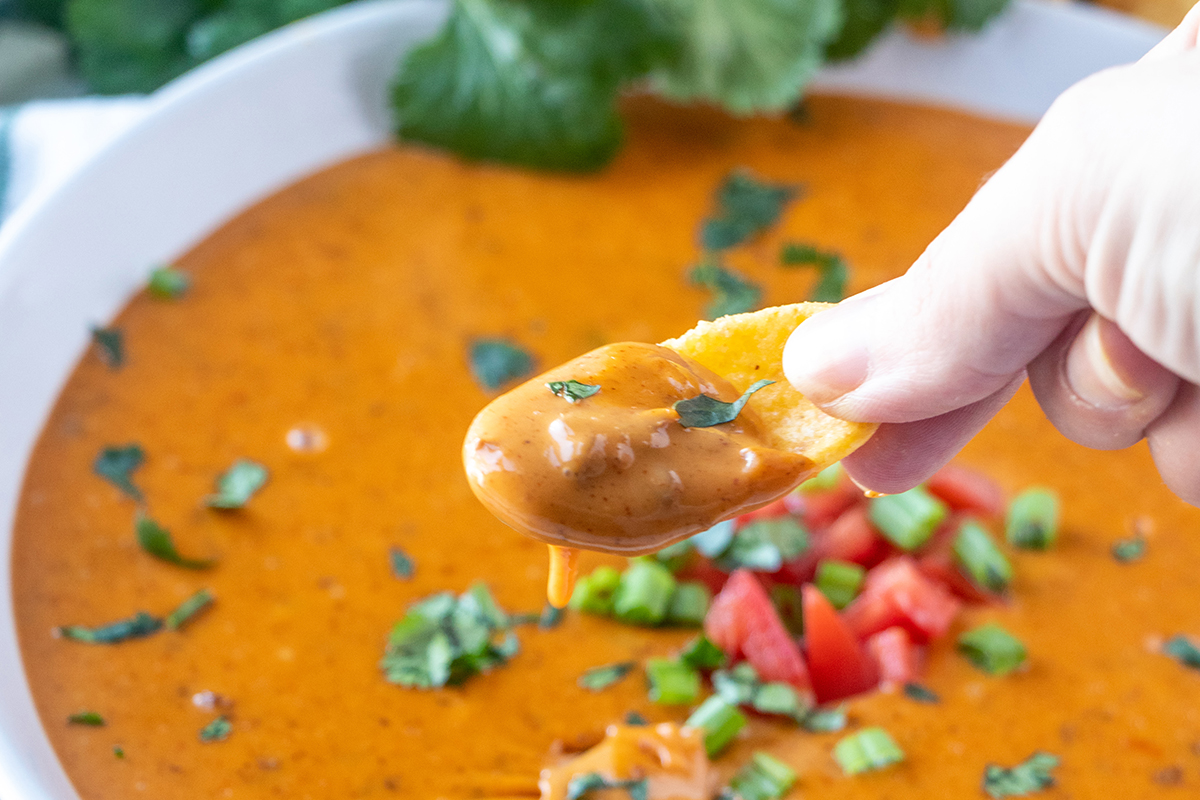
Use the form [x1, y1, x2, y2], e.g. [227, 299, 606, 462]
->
[662, 302, 877, 469]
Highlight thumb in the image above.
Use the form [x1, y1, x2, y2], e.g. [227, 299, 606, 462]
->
[783, 139, 1087, 424]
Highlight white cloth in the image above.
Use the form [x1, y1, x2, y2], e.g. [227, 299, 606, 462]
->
[0, 97, 150, 222]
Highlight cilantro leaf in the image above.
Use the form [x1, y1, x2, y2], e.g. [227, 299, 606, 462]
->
[675, 379, 773, 428]
[567, 773, 648, 800]
[392, 0, 676, 171]
[982, 752, 1060, 799]
[90, 325, 124, 368]
[539, 602, 563, 628]
[165, 588, 214, 630]
[1164, 635, 1200, 670]
[547, 380, 601, 403]
[780, 242, 849, 301]
[389, 546, 415, 579]
[57, 611, 163, 644]
[147, 265, 190, 298]
[68, 711, 105, 726]
[689, 259, 762, 319]
[94, 444, 145, 501]
[578, 661, 636, 691]
[469, 338, 535, 391]
[206, 458, 269, 509]
[1111, 533, 1146, 563]
[199, 715, 232, 743]
[902, 682, 940, 703]
[135, 513, 216, 569]
[650, 0, 842, 115]
[718, 516, 809, 573]
[898, 0, 1010, 32]
[67, 0, 203, 93]
[825, 0, 900, 61]
[701, 171, 799, 251]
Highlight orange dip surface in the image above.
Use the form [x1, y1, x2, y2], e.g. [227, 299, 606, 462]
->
[12, 95, 1200, 799]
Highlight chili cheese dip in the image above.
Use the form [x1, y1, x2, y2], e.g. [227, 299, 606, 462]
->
[12, 96, 1200, 800]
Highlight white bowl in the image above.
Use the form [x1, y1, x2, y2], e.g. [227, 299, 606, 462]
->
[0, 1, 1164, 796]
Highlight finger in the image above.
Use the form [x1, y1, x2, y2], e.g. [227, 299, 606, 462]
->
[1028, 312, 1181, 449]
[840, 374, 1025, 494]
[1142, 0, 1200, 61]
[1147, 382, 1200, 507]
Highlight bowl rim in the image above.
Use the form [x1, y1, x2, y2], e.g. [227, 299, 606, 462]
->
[0, 1, 1163, 797]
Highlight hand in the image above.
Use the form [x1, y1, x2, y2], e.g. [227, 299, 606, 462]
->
[782, 3, 1200, 505]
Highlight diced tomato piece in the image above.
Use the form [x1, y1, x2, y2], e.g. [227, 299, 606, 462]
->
[800, 485, 861, 530]
[820, 505, 891, 567]
[705, 570, 812, 693]
[769, 549, 821, 587]
[735, 497, 793, 526]
[916, 550, 998, 605]
[866, 626, 924, 689]
[801, 585, 878, 703]
[926, 465, 1005, 519]
[841, 557, 961, 644]
[678, 555, 730, 596]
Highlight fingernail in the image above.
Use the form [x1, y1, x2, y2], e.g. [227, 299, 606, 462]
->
[783, 306, 870, 406]
[1065, 315, 1145, 409]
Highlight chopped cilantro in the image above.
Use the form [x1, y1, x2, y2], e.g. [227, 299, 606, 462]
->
[780, 242, 849, 301]
[535, 602, 562, 629]
[826, 0, 901, 60]
[94, 444, 145, 501]
[699, 171, 799, 251]
[57, 611, 163, 644]
[679, 634, 727, 671]
[579, 661, 636, 691]
[711, 662, 828, 728]
[902, 682, 939, 703]
[165, 588, 214, 631]
[624, 711, 648, 726]
[147, 265, 190, 298]
[567, 772, 648, 800]
[1111, 533, 1146, 563]
[689, 259, 762, 319]
[113, 746, 125, 759]
[135, 513, 215, 569]
[469, 338, 535, 391]
[717, 516, 809, 573]
[90, 325, 124, 368]
[547, 380, 601, 403]
[1163, 635, 1200, 670]
[982, 752, 1060, 798]
[205, 458, 268, 509]
[958, 623, 1027, 675]
[389, 546, 415, 580]
[675, 379, 773, 428]
[68, 711, 105, 726]
[199, 715, 232, 743]
[380, 584, 520, 688]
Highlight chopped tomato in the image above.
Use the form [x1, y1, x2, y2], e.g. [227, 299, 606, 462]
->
[819, 505, 891, 567]
[705, 569, 812, 693]
[841, 557, 961, 644]
[866, 626, 924, 689]
[916, 549, 998, 605]
[799, 485, 861, 530]
[926, 465, 1005, 519]
[769, 549, 821, 587]
[735, 497, 793, 526]
[801, 585, 878, 703]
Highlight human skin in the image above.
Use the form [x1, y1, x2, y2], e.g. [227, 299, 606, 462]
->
[783, 1, 1200, 505]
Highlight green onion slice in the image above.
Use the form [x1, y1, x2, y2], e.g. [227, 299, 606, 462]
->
[666, 581, 711, 627]
[165, 588, 214, 631]
[680, 635, 727, 671]
[868, 487, 947, 551]
[569, 565, 622, 615]
[833, 727, 905, 775]
[726, 751, 798, 800]
[815, 559, 865, 609]
[645, 658, 701, 705]
[953, 520, 1013, 593]
[1005, 488, 1059, 550]
[958, 623, 1027, 675]
[685, 695, 747, 758]
[612, 560, 677, 626]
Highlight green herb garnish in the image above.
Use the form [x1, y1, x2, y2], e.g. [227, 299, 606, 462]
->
[612, 559, 677, 626]
[700, 171, 798, 251]
[539, 602, 564, 629]
[147, 265, 190, 298]
[815, 559, 865, 609]
[1111, 533, 1146, 563]
[1163, 635, 1200, 670]
[165, 588, 214, 631]
[567, 772, 649, 800]
[625, 711, 648, 725]
[113, 746, 125, 759]
[206, 458, 268, 509]
[469, 338, 535, 391]
[675, 379, 773, 429]
[569, 565, 622, 615]
[685, 695, 747, 758]
[958, 623, 1027, 676]
[135, 513, 215, 569]
[57, 611, 163, 644]
[67, 711, 105, 726]
[94, 444, 145, 501]
[90, 325, 124, 368]
[199, 715, 232, 743]
[983, 752, 1060, 798]
[724, 751, 798, 800]
[717, 516, 809, 573]
[711, 662, 829, 728]
[1005, 488, 1059, 550]
[380, 584, 519, 688]
[689, 258, 762, 319]
[833, 727, 905, 775]
[579, 661, 636, 692]
[679, 634, 727, 671]
[645, 658, 701, 705]
[953, 520, 1012, 592]
[801, 706, 847, 733]
[665, 581, 711, 627]
[780, 242, 849, 302]
[902, 682, 939, 704]
[869, 486, 947, 551]
[389, 546, 415, 579]
[547, 380, 601, 403]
